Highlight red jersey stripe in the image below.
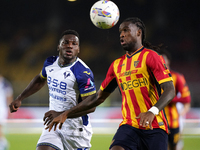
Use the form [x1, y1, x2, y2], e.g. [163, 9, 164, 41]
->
[117, 55, 125, 74]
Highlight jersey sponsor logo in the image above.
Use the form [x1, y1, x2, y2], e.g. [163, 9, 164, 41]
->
[49, 86, 66, 95]
[120, 77, 148, 91]
[49, 69, 54, 72]
[83, 71, 91, 75]
[49, 93, 67, 101]
[119, 70, 138, 78]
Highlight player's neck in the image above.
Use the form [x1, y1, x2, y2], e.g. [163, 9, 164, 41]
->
[58, 57, 77, 67]
[127, 44, 143, 55]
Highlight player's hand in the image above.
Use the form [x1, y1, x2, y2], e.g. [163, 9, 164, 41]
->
[9, 99, 22, 113]
[43, 110, 63, 126]
[135, 111, 155, 130]
[45, 111, 68, 132]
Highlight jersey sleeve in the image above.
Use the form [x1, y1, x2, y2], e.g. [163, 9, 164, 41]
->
[73, 62, 96, 97]
[100, 61, 118, 93]
[146, 52, 173, 84]
[40, 56, 58, 79]
[172, 73, 191, 103]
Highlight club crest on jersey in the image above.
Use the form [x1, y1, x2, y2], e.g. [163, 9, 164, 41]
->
[64, 72, 70, 79]
[134, 61, 139, 68]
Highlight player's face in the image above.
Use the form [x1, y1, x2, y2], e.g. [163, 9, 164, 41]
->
[119, 22, 140, 52]
[58, 34, 80, 64]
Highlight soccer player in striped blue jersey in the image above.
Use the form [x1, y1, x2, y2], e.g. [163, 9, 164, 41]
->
[9, 30, 97, 150]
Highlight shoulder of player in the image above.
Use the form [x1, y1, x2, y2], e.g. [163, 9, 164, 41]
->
[2, 78, 12, 89]
[43, 56, 58, 68]
[45, 56, 58, 63]
[73, 58, 90, 70]
[143, 47, 159, 56]
[112, 54, 126, 64]
[142, 48, 166, 68]
[71, 58, 92, 75]
[142, 48, 161, 63]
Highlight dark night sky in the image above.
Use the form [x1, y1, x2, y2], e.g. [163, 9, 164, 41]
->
[1, 0, 200, 106]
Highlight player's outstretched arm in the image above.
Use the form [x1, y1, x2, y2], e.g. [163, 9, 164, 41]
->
[64, 89, 110, 118]
[45, 90, 111, 131]
[9, 74, 46, 113]
[44, 93, 98, 131]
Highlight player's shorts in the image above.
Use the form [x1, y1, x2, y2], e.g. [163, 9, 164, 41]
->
[37, 126, 92, 150]
[109, 124, 168, 150]
[168, 127, 180, 146]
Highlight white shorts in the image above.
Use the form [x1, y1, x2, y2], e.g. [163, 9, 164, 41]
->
[37, 125, 92, 150]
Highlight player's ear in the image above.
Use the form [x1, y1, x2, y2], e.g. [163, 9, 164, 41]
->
[57, 45, 60, 52]
[137, 29, 142, 37]
[57, 39, 62, 51]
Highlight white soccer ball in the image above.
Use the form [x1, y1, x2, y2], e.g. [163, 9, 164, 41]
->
[90, 0, 120, 29]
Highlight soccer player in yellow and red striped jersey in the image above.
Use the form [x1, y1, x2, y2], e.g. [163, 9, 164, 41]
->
[160, 48, 191, 150]
[101, 47, 173, 132]
[45, 17, 175, 150]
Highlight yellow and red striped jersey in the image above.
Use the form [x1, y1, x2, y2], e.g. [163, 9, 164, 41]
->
[164, 70, 191, 129]
[100, 46, 173, 133]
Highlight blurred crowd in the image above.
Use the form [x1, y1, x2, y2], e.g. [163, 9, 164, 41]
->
[0, 0, 199, 107]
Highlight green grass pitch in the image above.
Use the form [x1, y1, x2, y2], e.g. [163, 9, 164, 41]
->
[5, 134, 200, 150]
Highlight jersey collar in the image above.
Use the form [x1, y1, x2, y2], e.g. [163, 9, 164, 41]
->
[126, 46, 144, 58]
[58, 57, 77, 68]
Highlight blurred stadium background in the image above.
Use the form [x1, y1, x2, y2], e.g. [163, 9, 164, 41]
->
[1, 0, 199, 107]
[1, 0, 200, 149]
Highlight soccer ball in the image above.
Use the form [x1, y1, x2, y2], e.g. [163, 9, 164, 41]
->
[90, 0, 120, 29]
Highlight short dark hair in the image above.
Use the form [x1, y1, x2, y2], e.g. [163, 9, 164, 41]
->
[60, 29, 80, 40]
